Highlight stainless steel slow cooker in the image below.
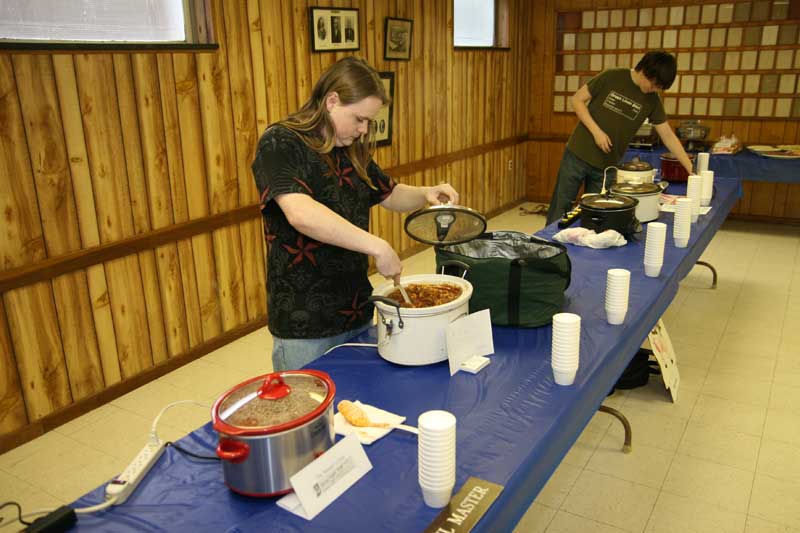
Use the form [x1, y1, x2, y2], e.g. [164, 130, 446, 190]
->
[212, 370, 336, 497]
[609, 181, 667, 223]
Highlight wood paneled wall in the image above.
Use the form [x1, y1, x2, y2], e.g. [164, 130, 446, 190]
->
[0, 0, 533, 447]
[525, 0, 800, 221]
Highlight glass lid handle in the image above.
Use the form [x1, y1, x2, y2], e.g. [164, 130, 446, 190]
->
[258, 374, 292, 400]
[434, 212, 455, 242]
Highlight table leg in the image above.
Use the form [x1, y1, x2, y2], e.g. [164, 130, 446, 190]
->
[598, 405, 632, 453]
[694, 261, 718, 289]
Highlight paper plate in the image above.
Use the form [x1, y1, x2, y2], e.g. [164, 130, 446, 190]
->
[747, 145, 778, 152]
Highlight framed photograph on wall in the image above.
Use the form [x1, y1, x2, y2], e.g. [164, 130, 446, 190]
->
[375, 72, 394, 147]
[309, 7, 359, 52]
[384, 17, 413, 60]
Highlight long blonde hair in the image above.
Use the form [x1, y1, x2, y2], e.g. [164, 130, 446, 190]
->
[277, 56, 391, 185]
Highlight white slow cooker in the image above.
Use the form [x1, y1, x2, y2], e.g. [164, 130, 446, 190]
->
[616, 158, 657, 184]
[369, 273, 473, 366]
[609, 181, 667, 223]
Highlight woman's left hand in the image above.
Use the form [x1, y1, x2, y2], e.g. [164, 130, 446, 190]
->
[424, 183, 459, 205]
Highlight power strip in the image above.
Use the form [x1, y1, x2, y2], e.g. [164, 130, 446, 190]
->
[105, 440, 165, 504]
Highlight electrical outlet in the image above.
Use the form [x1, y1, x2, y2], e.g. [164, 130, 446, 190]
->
[507, 159, 513, 171]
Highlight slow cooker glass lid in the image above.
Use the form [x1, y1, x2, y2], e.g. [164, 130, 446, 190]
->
[619, 158, 653, 171]
[404, 204, 487, 246]
[580, 193, 638, 210]
[611, 182, 661, 195]
[218, 373, 329, 429]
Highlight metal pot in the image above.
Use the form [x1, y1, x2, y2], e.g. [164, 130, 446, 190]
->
[609, 182, 667, 223]
[369, 273, 473, 366]
[676, 119, 710, 141]
[660, 152, 694, 183]
[212, 370, 336, 497]
[616, 158, 657, 184]
[578, 193, 639, 236]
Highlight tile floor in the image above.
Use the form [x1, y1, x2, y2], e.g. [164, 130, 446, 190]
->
[1, 203, 799, 532]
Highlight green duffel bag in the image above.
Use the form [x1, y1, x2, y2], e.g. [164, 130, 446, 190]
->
[435, 231, 571, 327]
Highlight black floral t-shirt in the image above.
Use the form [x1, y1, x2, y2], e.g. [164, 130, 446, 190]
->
[251, 124, 396, 339]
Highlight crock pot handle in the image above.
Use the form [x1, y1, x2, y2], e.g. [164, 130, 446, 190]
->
[217, 438, 250, 464]
[367, 296, 404, 330]
[438, 259, 471, 279]
[257, 374, 292, 400]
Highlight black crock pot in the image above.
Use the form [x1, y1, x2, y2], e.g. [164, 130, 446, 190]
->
[578, 193, 639, 236]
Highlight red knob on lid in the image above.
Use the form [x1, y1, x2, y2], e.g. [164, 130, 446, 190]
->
[257, 374, 292, 400]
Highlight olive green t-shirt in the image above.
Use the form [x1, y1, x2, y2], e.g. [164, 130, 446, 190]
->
[567, 68, 667, 169]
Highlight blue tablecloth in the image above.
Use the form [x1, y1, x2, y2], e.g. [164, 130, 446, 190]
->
[626, 147, 800, 184]
[70, 178, 742, 532]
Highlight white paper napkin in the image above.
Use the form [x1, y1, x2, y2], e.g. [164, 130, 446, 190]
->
[334, 401, 406, 445]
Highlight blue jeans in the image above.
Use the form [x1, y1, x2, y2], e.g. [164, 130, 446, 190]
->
[546, 149, 610, 225]
[271, 323, 371, 371]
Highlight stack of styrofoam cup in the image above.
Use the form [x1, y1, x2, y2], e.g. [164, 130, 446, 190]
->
[551, 313, 580, 385]
[700, 169, 714, 207]
[673, 198, 692, 248]
[418, 410, 456, 508]
[697, 152, 710, 173]
[605, 268, 630, 325]
[643, 222, 667, 277]
[686, 175, 702, 222]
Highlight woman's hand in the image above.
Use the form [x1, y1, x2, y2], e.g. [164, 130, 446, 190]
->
[373, 239, 403, 280]
[423, 183, 459, 205]
[592, 130, 613, 154]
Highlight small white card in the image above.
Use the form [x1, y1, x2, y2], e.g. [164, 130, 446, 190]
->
[647, 319, 680, 402]
[446, 309, 494, 376]
[277, 434, 372, 520]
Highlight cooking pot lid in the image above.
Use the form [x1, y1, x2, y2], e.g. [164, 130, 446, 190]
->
[619, 157, 653, 172]
[213, 371, 334, 435]
[610, 182, 661, 195]
[580, 193, 638, 210]
[404, 204, 487, 245]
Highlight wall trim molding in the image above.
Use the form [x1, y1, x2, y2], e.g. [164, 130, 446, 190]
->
[1, 135, 530, 293]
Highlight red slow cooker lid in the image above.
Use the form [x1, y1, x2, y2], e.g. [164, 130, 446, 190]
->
[212, 370, 335, 437]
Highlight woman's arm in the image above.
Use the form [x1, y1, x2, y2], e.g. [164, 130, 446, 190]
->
[380, 183, 459, 212]
[654, 122, 694, 174]
[275, 193, 402, 279]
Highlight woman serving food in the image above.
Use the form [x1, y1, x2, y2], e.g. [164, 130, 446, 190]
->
[252, 57, 458, 371]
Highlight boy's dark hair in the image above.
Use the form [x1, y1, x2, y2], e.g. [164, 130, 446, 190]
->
[635, 51, 677, 90]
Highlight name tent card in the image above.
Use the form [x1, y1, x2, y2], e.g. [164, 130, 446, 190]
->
[277, 434, 372, 520]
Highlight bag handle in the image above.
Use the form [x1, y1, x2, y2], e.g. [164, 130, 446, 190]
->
[438, 259, 471, 278]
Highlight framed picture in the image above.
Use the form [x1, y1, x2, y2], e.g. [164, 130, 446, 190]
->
[384, 17, 413, 60]
[309, 7, 359, 52]
[375, 72, 394, 147]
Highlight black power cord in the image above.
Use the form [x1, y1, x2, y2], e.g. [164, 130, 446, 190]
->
[165, 441, 220, 461]
[0, 501, 32, 526]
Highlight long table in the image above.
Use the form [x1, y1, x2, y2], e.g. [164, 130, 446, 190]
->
[69, 178, 742, 532]
[626, 147, 800, 184]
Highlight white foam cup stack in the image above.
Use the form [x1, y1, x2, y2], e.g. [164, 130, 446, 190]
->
[686, 175, 702, 222]
[673, 198, 692, 248]
[551, 313, 580, 385]
[605, 268, 630, 325]
[418, 410, 457, 508]
[643, 222, 666, 277]
[697, 152, 710, 173]
[700, 170, 714, 207]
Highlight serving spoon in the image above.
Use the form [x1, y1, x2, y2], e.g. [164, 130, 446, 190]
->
[395, 278, 412, 305]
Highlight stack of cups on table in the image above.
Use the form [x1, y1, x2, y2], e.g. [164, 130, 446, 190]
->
[605, 268, 631, 325]
[418, 410, 457, 508]
[551, 312, 581, 386]
[673, 197, 692, 248]
[643, 222, 667, 277]
[696, 152, 710, 173]
[700, 170, 714, 207]
[686, 175, 703, 222]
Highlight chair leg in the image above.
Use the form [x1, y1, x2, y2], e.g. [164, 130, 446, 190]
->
[598, 405, 632, 453]
[695, 261, 718, 289]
